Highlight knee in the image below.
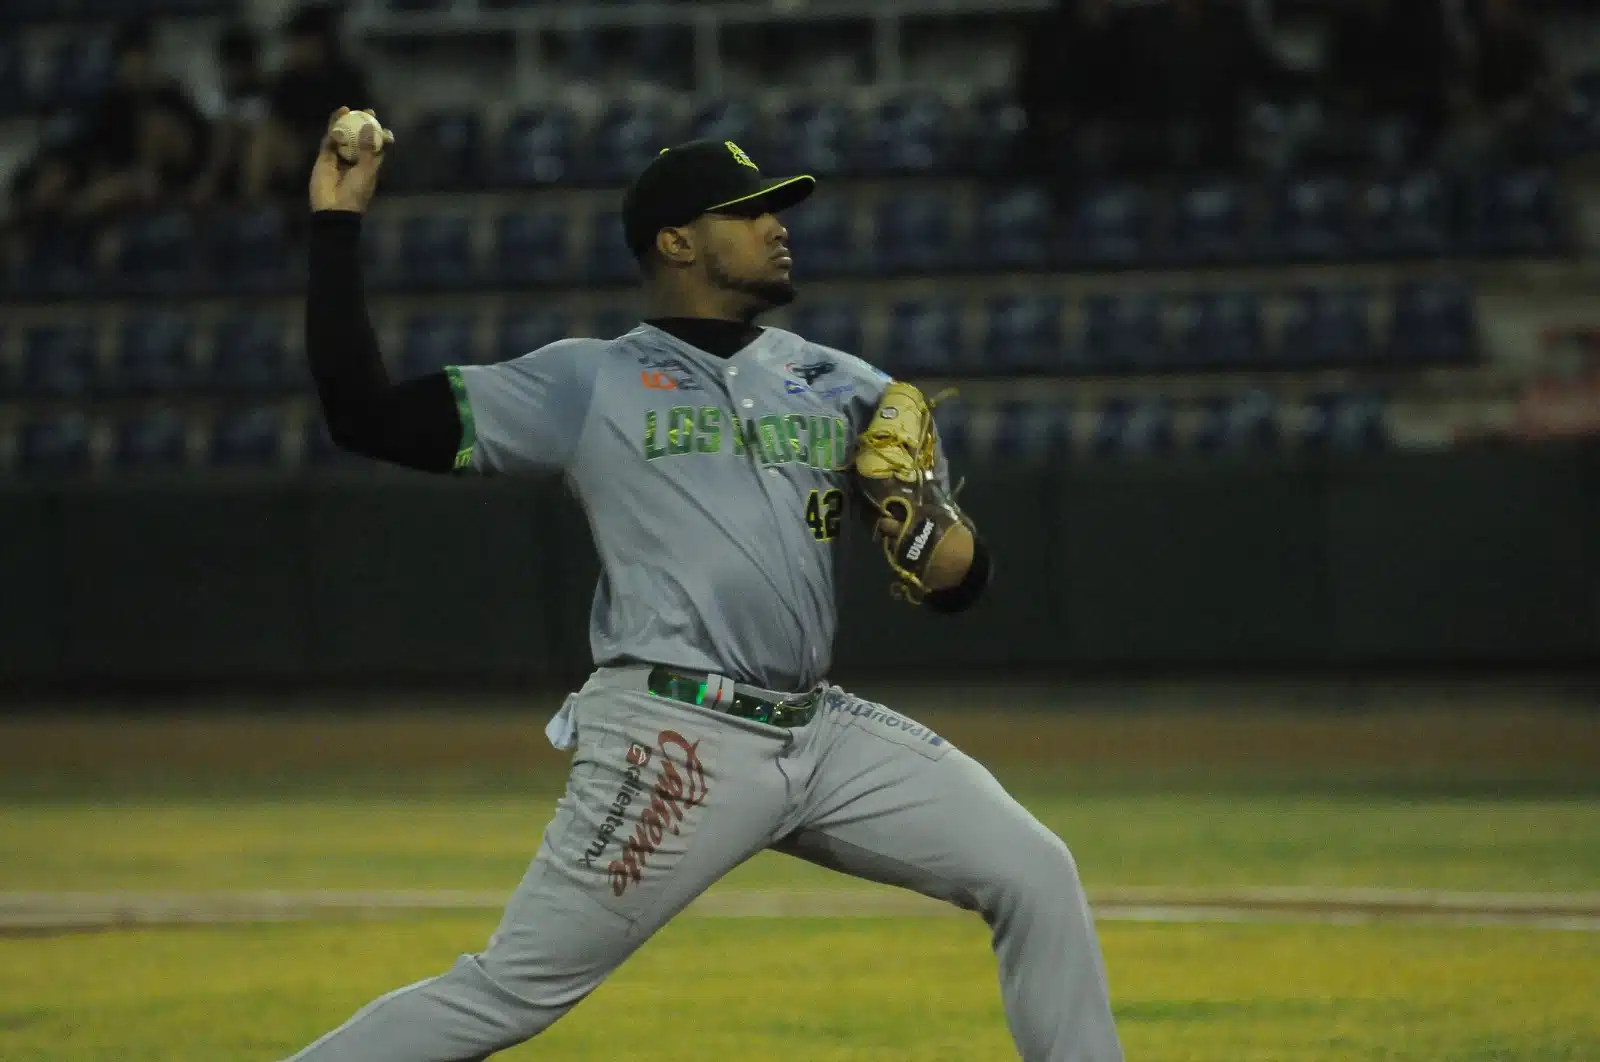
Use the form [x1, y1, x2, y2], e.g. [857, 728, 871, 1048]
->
[990, 829, 1087, 917]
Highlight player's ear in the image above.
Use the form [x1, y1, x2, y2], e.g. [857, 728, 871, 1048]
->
[655, 226, 695, 269]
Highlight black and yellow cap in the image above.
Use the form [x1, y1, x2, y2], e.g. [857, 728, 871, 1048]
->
[621, 139, 816, 257]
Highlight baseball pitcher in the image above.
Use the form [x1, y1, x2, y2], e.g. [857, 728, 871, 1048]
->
[284, 106, 1122, 1062]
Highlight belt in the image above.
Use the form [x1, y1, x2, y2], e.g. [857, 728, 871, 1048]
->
[646, 665, 819, 729]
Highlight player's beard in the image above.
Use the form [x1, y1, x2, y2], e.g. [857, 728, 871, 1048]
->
[705, 248, 796, 320]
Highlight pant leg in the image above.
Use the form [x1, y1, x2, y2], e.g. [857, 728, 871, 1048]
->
[774, 690, 1123, 1062]
[284, 672, 795, 1062]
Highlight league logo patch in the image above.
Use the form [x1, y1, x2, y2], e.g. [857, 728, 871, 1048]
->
[786, 360, 837, 385]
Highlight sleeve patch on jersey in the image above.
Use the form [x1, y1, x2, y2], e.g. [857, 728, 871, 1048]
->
[445, 365, 477, 471]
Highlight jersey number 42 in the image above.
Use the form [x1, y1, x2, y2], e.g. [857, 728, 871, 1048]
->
[805, 488, 844, 542]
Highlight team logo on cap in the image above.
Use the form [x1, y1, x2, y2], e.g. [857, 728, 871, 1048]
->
[725, 141, 758, 170]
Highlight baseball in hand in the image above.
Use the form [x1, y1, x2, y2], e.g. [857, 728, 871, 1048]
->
[330, 110, 388, 164]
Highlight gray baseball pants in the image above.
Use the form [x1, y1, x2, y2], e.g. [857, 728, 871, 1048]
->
[283, 665, 1123, 1061]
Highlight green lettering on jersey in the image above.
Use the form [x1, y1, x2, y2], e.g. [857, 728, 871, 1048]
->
[644, 410, 667, 461]
[832, 418, 850, 470]
[784, 413, 810, 466]
[667, 406, 694, 456]
[757, 415, 788, 465]
[808, 416, 832, 470]
[695, 407, 722, 453]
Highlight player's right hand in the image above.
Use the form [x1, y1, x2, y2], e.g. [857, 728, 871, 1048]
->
[309, 106, 394, 215]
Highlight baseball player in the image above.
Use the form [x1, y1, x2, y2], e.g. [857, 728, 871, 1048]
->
[286, 106, 1122, 1062]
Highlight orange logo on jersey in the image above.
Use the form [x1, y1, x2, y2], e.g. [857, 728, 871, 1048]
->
[640, 371, 678, 390]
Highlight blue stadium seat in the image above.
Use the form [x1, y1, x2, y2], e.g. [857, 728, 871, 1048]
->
[1059, 184, 1152, 267]
[496, 210, 570, 284]
[498, 309, 571, 360]
[1091, 397, 1175, 457]
[211, 206, 289, 294]
[14, 224, 95, 298]
[686, 101, 764, 158]
[1280, 287, 1373, 367]
[982, 296, 1065, 374]
[992, 401, 1071, 462]
[1174, 291, 1264, 369]
[1357, 171, 1454, 259]
[1474, 169, 1562, 255]
[18, 414, 93, 476]
[398, 214, 474, 291]
[116, 209, 198, 293]
[790, 301, 864, 355]
[1301, 392, 1388, 453]
[399, 313, 475, 378]
[1191, 390, 1281, 454]
[1388, 280, 1474, 363]
[208, 407, 285, 468]
[932, 402, 973, 462]
[21, 325, 97, 397]
[1269, 176, 1352, 262]
[1082, 293, 1164, 372]
[498, 107, 577, 187]
[110, 313, 193, 396]
[784, 197, 855, 277]
[113, 410, 189, 471]
[858, 94, 953, 176]
[404, 109, 482, 190]
[1171, 180, 1249, 264]
[584, 103, 675, 184]
[968, 92, 1026, 175]
[873, 192, 956, 272]
[883, 300, 962, 376]
[1559, 71, 1600, 155]
[592, 308, 640, 340]
[976, 186, 1052, 269]
[585, 210, 636, 283]
[211, 313, 292, 394]
[768, 100, 855, 177]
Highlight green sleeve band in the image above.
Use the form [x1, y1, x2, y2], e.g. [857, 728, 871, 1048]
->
[445, 366, 477, 472]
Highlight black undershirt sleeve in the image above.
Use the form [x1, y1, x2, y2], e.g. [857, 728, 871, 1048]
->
[306, 210, 462, 473]
[926, 533, 993, 614]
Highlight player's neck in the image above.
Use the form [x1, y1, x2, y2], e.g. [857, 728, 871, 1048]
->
[645, 282, 760, 326]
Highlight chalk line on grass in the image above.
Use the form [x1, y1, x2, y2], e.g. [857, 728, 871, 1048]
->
[2, 887, 1598, 935]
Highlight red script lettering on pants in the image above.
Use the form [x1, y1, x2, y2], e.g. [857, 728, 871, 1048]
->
[607, 729, 709, 897]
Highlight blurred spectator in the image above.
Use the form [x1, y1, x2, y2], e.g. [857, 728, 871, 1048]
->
[1324, 0, 1459, 165]
[1016, 0, 1132, 184]
[191, 24, 271, 205]
[1455, 0, 1560, 163]
[245, 4, 375, 203]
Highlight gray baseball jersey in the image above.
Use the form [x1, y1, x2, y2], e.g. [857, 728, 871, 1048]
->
[448, 323, 951, 691]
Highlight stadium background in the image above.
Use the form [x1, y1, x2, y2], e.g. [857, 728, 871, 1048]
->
[0, 2, 1597, 1061]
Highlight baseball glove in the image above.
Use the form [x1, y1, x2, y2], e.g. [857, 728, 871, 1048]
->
[853, 381, 973, 604]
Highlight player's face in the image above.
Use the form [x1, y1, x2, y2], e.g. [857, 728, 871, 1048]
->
[696, 211, 796, 311]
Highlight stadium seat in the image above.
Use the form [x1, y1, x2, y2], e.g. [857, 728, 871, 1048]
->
[208, 407, 285, 468]
[584, 103, 676, 184]
[872, 192, 957, 272]
[1280, 287, 1374, 367]
[398, 214, 474, 291]
[210, 205, 289, 294]
[982, 295, 1065, 374]
[110, 313, 193, 396]
[402, 109, 482, 190]
[21, 324, 97, 397]
[858, 93, 953, 176]
[976, 186, 1052, 269]
[115, 209, 198, 293]
[932, 401, 974, 462]
[586, 210, 637, 284]
[1191, 390, 1281, 454]
[18, 414, 93, 476]
[686, 101, 764, 158]
[1082, 293, 1164, 371]
[13, 224, 96, 298]
[1269, 176, 1352, 262]
[1388, 280, 1474, 363]
[211, 313, 292, 394]
[1171, 180, 1250, 263]
[790, 301, 865, 355]
[1059, 183, 1152, 267]
[1474, 169, 1562, 255]
[883, 300, 962, 376]
[784, 197, 856, 277]
[992, 400, 1071, 462]
[497, 107, 577, 187]
[496, 209, 570, 284]
[768, 100, 855, 177]
[399, 313, 476, 378]
[498, 308, 570, 360]
[1357, 170, 1454, 259]
[113, 410, 190, 471]
[1174, 291, 1264, 369]
[1091, 396, 1175, 457]
[1301, 392, 1389, 453]
[967, 92, 1026, 175]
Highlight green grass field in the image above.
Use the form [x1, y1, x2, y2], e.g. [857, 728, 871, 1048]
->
[1, 704, 1596, 1061]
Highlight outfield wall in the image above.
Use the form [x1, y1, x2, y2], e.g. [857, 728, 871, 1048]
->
[0, 445, 1595, 693]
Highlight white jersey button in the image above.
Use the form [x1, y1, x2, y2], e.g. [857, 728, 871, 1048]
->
[741, 398, 754, 409]
[727, 367, 739, 377]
